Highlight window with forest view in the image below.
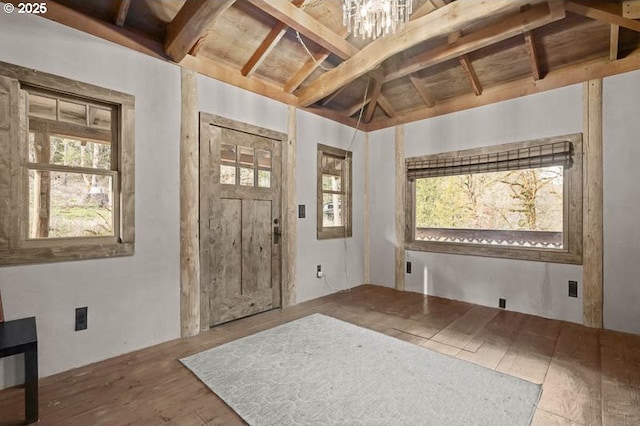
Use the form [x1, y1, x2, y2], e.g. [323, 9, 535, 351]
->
[406, 134, 583, 264]
[0, 62, 134, 266]
[27, 91, 116, 239]
[415, 166, 564, 248]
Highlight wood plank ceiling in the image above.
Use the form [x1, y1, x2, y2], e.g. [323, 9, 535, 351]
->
[21, 0, 640, 130]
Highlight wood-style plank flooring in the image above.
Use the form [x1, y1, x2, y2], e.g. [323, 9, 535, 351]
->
[1, 285, 640, 425]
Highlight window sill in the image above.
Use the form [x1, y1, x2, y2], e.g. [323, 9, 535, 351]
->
[405, 240, 582, 265]
[317, 227, 352, 240]
[0, 242, 134, 267]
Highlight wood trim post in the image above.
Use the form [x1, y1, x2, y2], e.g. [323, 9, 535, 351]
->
[364, 132, 370, 283]
[180, 68, 200, 337]
[282, 105, 297, 307]
[395, 125, 406, 291]
[583, 79, 604, 328]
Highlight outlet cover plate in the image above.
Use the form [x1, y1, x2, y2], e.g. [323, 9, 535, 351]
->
[499, 298, 506, 309]
[75, 307, 88, 331]
[568, 280, 578, 297]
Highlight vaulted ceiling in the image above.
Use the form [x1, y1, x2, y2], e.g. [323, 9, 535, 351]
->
[21, 0, 640, 130]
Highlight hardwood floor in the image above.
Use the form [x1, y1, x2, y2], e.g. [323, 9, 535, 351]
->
[1, 284, 639, 425]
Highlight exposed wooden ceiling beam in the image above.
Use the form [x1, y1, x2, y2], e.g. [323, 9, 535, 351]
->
[284, 0, 445, 102]
[247, 0, 357, 60]
[284, 52, 331, 93]
[623, 1, 640, 19]
[377, 95, 397, 118]
[410, 1, 437, 20]
[384, 1, 565, 83]
[283, 26, 350, 94]
[409, 76, 435, 108]
[181, 55, 297, 105]
[115, 0, 131, 27]
[40, 1, 167, 60]
[321, 85, 348, 106]
[344, 96, 372, 117]
[523, 31, 542, 80]
[458, 54, 482, 96]
[165, 0, 235, 62]
[565, 1, 640, 32]
[242, 0, 305, 77]
[296, 0, 532, 107]
[365, 47, 640, 131]
[610, 24, 620, 61]
[364, 77, 384, 123]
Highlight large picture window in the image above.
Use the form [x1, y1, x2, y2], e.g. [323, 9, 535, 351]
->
[405, 134, 583, 264]
[0, 62, 135, 266]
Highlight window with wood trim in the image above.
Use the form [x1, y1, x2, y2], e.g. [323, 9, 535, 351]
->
[317, 144, 352, 240]
[405, 134, 583, 264]
[0, 62, 135, 266]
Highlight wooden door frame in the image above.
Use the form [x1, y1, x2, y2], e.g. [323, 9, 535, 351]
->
[186, 112, 294, 333]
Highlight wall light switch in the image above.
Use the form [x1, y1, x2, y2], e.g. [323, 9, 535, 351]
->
[298, 204, 305, 218]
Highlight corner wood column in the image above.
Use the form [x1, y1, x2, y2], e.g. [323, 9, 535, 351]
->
[583, 79, 604, 329]
[282, 105, 297, 307]
[180, 68, 200, 337]
[395, 125, 405, 291]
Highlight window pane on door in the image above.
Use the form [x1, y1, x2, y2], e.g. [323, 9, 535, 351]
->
[220, 165, 236, 185]
[257, 150, 271, 168]
[258, 170, 271, 188]
[221, 144, 236, 163]
[239, 167, 254, 186]
[238, 147, 254, 166]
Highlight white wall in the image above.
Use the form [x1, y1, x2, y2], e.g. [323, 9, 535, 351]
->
[0, 12, 182, 387]
[369, 85, 585, 323]
[294, 109, 365, 302]
[603, 69, 640, 335]
[368, 127, 396, 288]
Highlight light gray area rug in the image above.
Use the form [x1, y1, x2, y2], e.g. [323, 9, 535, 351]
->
[181, 314, 541, 426]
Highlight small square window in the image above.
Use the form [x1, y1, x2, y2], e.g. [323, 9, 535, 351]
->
[220, 165, 236, 185]
[239, 167, 254, 186]
[238, 146, 254, 166]
[258, 170, 271, 188]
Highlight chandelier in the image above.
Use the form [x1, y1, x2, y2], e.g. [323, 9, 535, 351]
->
[342, 0, 413, 41]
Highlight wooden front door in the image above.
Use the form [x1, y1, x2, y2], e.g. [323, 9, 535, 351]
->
[199, 114, 284, 328]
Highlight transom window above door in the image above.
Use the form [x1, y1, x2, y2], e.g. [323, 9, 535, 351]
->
[220, 143, 271, 188]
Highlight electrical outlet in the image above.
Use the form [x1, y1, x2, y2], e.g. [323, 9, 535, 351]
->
[406, 261, 412, 274]
[298, 204, 305, 218]
[75, 307, 88, 331]
[499, 298, 506, 309]
[568, 280, 578, 298]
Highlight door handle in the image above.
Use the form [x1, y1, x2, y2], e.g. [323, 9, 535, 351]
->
[273, 225, 281, 244]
